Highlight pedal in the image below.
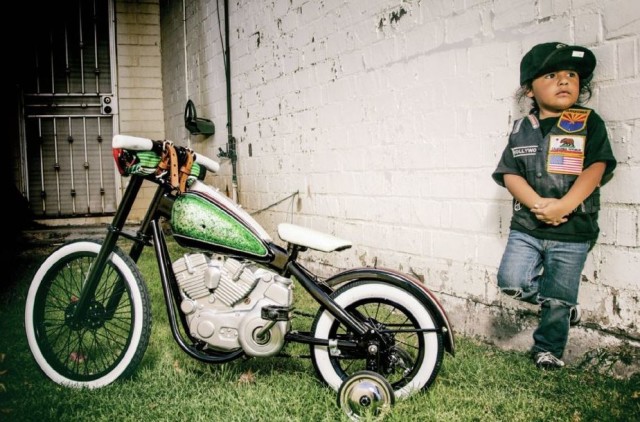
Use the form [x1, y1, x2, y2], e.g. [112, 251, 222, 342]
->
[261, 305, 291, 321]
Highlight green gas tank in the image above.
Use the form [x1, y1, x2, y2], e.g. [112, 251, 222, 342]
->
[171, 180, 272, 259]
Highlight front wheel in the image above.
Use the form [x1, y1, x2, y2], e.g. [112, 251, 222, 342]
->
[311, 280, 444, 399]
[25, 240, 152, 388]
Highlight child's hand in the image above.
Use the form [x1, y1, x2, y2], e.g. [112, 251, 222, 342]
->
[531, 199, 571, 226]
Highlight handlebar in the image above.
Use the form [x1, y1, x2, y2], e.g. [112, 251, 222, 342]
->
[113, 134, 220, 173]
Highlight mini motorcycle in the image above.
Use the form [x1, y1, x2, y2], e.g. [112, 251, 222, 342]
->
[25, 135, 454, 419]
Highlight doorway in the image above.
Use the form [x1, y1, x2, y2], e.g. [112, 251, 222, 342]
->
[16, 0, 118, 218]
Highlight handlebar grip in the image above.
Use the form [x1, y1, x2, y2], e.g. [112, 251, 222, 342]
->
[193, 153, 220, 173]
[112, 135, 219, 173]
[113, 134, 154, 150]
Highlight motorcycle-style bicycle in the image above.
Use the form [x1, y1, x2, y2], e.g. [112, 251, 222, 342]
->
[25, 135, 454, 418]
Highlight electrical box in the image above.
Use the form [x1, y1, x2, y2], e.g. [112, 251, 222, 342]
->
[100, 95, 118, 115]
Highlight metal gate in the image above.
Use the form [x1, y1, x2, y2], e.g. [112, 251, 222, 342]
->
[19, 0, 118, 218]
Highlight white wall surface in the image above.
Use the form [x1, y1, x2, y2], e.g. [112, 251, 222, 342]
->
[116, 0, 166, 218]
[159, 0, 640, 373]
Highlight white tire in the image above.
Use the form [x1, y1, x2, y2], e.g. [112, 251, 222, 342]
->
[311, 281, 443, 400]
[25, 240, 151, 388]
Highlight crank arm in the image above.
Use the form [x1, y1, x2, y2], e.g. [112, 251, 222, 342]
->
[285, 331, 359, 349]
[378, 327, 445, 334]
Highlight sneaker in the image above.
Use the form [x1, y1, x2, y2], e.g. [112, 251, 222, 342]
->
[569, 306, 581, 326]
[501, 288, 521, 299]
[534, 351, 565, 370]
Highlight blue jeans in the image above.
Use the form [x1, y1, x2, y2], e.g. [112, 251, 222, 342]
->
[497, 230, 590, 358]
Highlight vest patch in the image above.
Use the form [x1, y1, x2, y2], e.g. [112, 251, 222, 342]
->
[512, 118, 524, 134]
[558, 109, 590, 133]
[547, 135, 585, 175]
[512, 145, 538, 157]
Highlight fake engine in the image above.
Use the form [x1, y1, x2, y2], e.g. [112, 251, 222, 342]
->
[172, 254, 293, 357]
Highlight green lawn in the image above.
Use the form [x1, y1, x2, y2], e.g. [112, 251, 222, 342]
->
[1, 241, 638, 422]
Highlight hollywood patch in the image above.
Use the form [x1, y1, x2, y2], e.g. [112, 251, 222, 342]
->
[547, 135, 585, 175]
[511, 145, 538, 158]
[557, 108, 590, 133]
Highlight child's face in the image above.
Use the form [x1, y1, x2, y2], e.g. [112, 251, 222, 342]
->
[526, 70, 580, 118]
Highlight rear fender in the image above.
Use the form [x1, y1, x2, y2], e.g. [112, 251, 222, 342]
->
[325, 267, 455, 356]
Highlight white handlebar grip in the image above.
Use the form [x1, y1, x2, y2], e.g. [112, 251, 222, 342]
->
[193, 153, 220, 173]
[112, 135, 154, 150]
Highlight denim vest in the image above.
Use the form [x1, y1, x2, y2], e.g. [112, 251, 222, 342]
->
[508, 109, 600, 231]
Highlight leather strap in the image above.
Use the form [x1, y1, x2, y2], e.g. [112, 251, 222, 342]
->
[156, 142, 179, 190]
[156, 142, 195, 193]
[179, 149, 194, 193]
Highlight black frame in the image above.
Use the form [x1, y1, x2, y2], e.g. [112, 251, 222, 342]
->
[69, 173, 379, 363]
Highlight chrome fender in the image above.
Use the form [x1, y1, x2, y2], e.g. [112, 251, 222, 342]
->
[325, 267, 455, 356]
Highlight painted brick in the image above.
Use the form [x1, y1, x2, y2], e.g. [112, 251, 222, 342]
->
[598, 82, 640, 121]
[606, 123, 631, 165]
[598, 207, 616, 245]
[625, 124, 640, 165]
[153, 0, 640, 371]
[492, 67, 520, 100]
[404, 19, 445, 54]
[469, 43, 510, 73]
[603, 0, 640, 39]
[598, 247, 640, 292]
[617, 38, 638, 80]
[115, 0, 165, 221]
[520, 20, 571, 51]
[493, 0, 537, 30]
[600, 166, 640, 204]
[575, 12, 602, 45]
[477, 233, 508, 267]
[591, 43, 616, 83]
[538, 0, 572, 17]
[450, 201, 500, 234]
[432, 230, 477, 263]
[616, 208, 639, 247]
[444, 10, 482, 44]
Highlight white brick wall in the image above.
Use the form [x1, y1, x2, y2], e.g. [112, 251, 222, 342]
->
[115, 0, 165, 219]
[116, 0, 164, 139]
[158, 0, 640, 366]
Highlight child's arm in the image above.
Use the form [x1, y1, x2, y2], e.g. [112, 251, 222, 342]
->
[503, 174, 543, 209]
[531, 162, 606, 224]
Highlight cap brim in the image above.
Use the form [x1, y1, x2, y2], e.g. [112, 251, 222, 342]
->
[536, 47, 596, 80]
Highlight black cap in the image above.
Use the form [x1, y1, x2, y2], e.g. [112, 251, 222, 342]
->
[520, 42, 596, 86]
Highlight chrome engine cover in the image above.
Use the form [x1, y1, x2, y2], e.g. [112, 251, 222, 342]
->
[172, 253, 292, 357]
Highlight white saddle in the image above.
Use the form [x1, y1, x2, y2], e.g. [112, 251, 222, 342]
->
[277, 223, 352, 252]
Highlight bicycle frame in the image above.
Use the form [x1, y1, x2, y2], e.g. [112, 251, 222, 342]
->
[70, 173, 376, 362]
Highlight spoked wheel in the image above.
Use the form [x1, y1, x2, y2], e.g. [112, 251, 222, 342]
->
[311, 280, 443, 399]
[25, 240, 152, 388]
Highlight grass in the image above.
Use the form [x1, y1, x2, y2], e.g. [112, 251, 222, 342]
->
[1, 238, 638, 422]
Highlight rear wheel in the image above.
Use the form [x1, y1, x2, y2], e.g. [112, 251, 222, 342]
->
[311, 280, 443, 399]
[25, 240, 151, 388]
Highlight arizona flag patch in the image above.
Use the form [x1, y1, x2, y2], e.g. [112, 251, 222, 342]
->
[547, 135, 585, 175]
[557, 108, 590, 133]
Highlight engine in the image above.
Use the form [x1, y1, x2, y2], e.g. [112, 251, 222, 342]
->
[172, 253, 293, 357]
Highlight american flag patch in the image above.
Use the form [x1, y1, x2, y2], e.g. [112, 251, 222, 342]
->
[547, 135, 585, 175]
[547, 153, 584, 175]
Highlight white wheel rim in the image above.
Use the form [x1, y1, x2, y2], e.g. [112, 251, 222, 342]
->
[24, 241, 144, 389]
[312, 282, 439, 400]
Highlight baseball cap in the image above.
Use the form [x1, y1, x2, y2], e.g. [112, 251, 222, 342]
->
[520, 42, 596, 85]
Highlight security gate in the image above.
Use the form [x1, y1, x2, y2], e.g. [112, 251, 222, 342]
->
[19, 0, 118, 218]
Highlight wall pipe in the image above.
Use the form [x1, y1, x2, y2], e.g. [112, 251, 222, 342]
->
[217, 0, 238, 202]
[183, 0, 190, 147]
[225, 0, 238, 203]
